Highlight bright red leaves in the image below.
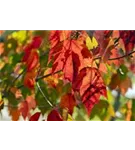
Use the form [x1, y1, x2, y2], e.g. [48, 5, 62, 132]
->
[22, 36, 42, 89]
[48, 30, 107, 116]
[73, 67, 107, 115]
[49, 30, 93, 82]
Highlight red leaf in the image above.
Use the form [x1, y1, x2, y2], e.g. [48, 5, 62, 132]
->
[22, 44, 33, 62]
[31, 36, 42, 49]
[29, 112, 41, 121]
[60, 93, 76, 115]
[23, 37, 42, 62]
[73, 67, 107, 115]
[49, 30, 93, 82]
[47, 109, 63, 121]
[119, 30, 135, 53]
[27, 50, 39, 71]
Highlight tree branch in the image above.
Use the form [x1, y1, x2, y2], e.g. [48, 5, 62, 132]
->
[36, 70, 62, 81]
[36, 82, 53, 108]
[94, 50, 135, 61]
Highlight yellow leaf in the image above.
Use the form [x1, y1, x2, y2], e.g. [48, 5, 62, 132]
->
[86, 36, 98, 50]
[67, 114, 73, 121]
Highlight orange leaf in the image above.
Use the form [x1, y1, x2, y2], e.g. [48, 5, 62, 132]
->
[26, 95, 36, 110]
[73, 67, 107, 115]
[9, 107, 20, 121]
[24, 71, 36, 89]
[60, 93, 76, 115]
[0, 43, 4, 55]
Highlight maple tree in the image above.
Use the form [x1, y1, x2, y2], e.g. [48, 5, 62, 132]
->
[0, 30, 135, 121]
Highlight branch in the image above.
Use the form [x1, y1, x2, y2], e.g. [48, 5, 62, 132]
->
[94, 50, 135, 61]
[17, 70, 62, 89]
[36, 70, 62, 81]
[11, 69, 25, 86]
[36, 82, 53, 108]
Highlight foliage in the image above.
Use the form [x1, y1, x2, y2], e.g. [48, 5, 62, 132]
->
[0, 30, 135, 121]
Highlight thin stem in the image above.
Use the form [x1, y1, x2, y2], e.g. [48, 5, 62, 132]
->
[11, 69, 25, 86]
[17, 70, 62, 89]
[36, 82, 53, 108]
[94, 50, 135, 61]
[36, 70, 62, 81]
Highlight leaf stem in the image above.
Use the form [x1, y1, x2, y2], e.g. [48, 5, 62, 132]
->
[36, 82, 53, 108]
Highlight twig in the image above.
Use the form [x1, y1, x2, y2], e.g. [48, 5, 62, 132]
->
[17, 70, 62, 89]
[94, 50, 135, 61]
[11, 69, 25, 86]
[36, 70, 62, 81]
[36, 82, 53, 108]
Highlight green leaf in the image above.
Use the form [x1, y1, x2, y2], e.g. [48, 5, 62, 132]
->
[117, 65, 128, 80]
[90, 100, 109, 120]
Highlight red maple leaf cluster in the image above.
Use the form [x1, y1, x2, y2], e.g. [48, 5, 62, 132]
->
[23, 36, 42, 89]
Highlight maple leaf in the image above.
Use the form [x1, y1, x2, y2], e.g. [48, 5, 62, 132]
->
[29, 112, 41, 121]
[49, 30, 93, 82]
[73, 67, 107, 115]
[47, 109, 63, 121]
[60, 93, 76, 115]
